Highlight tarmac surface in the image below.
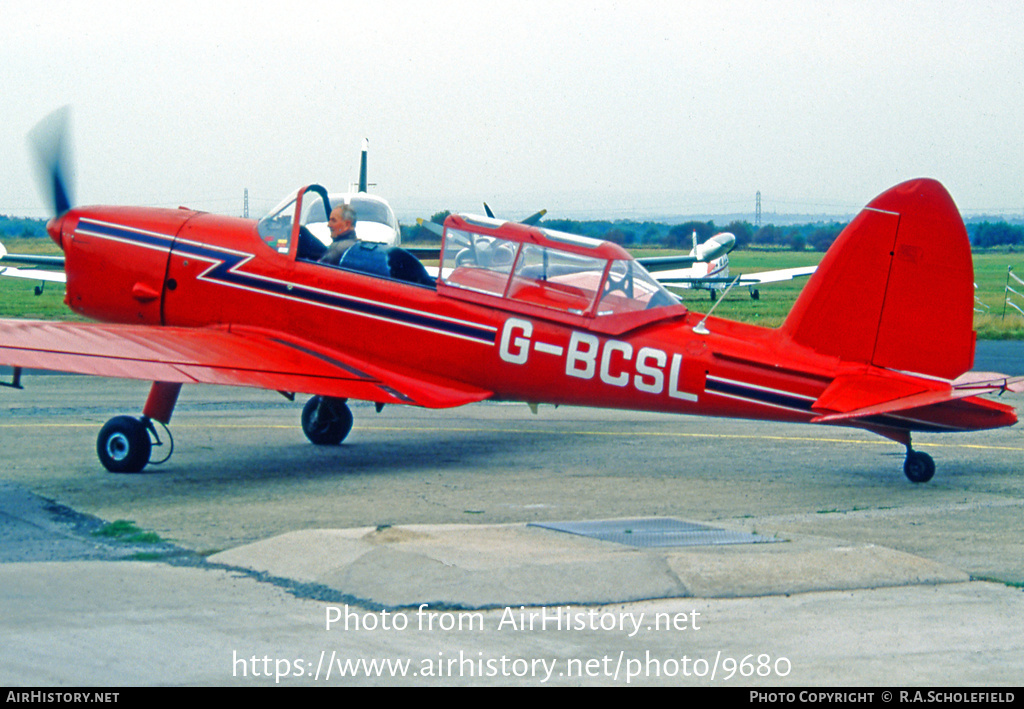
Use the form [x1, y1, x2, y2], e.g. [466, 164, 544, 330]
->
[1, 342, 1023, 686]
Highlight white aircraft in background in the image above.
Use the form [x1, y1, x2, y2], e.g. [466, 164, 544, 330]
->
[642, 231, 816, 300]
[0, 241, 65, 293]
[301, 138, 402, 247]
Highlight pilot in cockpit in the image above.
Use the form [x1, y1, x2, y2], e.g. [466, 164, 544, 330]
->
[319, 204, 359, 265]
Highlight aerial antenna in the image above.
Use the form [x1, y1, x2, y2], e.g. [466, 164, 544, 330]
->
[692, 276, 742, 335]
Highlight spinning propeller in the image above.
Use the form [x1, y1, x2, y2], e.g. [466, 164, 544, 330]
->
[28, 105, 75, 217]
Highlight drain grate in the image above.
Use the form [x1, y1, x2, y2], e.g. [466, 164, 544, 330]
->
[528, 518, 777, 548]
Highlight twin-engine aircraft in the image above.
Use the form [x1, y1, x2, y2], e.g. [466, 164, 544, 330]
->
[0, 111, 1019, 482]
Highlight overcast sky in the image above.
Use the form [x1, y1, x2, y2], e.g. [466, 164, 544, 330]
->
[2, 0, 1023, 221]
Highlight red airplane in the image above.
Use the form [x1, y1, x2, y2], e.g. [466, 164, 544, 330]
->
[1, 113, 1020, 482]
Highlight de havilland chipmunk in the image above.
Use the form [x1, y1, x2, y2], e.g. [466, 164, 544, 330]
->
[1, 109, 1020, 483]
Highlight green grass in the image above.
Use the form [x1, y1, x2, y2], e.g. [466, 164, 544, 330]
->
[92, 519, 163, 544]
[0, 238, 75, 320]
[668, 249, 820, 328]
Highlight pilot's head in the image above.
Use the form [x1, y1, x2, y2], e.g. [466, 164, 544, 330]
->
[329, 205, 357, 240]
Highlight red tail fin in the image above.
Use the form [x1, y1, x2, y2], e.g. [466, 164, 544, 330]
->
[782, 179, 974, 380]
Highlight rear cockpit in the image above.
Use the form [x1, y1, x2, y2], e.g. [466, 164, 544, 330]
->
[438, 214, 681, 326]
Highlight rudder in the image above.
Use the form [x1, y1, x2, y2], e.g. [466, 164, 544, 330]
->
[781, 179, 974, 380]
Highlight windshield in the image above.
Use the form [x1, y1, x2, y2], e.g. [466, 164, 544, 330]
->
[596, 259, 679, 314]
[347, 196, 397, 228]
[257, 190, 298, 253]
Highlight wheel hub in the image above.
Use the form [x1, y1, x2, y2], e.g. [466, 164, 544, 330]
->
[105, 433, 131, 462]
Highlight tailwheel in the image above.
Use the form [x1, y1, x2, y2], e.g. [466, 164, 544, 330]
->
[97, 416, 153, 473]
[302, 396, 353, 445]
[903, 450, 935, 484]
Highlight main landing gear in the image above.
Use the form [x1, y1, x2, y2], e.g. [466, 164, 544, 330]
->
[903, 448, 936, 484]
[93, 385, 356, 473]
[301, 396, 354, 445]
[96, 382, 180, 473]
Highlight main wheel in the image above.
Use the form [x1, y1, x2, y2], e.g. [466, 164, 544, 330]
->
[903, 450, 935, 483]
[301, 396, 354, 445]
[97, 416, 152, 473]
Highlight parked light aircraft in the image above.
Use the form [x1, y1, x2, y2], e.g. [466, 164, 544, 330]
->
[1, 109, 1020, 483]
[0, 241, 64, 292]
[263, 138, 401, 250]
[642, 231, 817, 300]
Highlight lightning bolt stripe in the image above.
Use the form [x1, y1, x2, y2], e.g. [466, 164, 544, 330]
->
[76, 219, 497, 346]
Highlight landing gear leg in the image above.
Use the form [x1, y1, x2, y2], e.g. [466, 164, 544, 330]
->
[302, 396, 354, 445]
[96, 382, 180, 473]
[903, 446, 935, 484]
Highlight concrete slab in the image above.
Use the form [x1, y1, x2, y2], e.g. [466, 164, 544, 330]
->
[3, 559, 1023, 686]
[208, 522, 968, 607]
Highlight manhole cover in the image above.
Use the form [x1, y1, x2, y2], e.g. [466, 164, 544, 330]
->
[529, 518, 777, 548]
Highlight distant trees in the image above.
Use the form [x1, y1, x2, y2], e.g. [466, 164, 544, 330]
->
[0, 215, 47, 238]
[667, 221, 716, 249]
[971, 221, 1023, 248]
[807, 225, 844, 252]
[724, 221, 753, 249]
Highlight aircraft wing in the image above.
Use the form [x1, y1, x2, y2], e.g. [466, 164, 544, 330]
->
[735, 265, 818, 284]
[636, 255, 699, 272]
[655, 266, 817, 287]
[0, 265, 67, 283]
[0, 319, 491, 409]
[0, 243, 66, 283]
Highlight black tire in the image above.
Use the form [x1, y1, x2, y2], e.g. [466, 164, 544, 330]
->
[903, 451, 935, 483]
[97, 416, 152, 473]
[301, 397, 353, 445]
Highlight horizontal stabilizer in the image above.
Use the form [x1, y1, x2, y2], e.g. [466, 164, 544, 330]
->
[811, 371, 1024, 424]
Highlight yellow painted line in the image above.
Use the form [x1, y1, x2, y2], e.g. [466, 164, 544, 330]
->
[2, 423, 1021, 452]
[356, 427, 1024, 452]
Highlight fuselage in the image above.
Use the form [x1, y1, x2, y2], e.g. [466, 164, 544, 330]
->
[45, 203, 1016, 437]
